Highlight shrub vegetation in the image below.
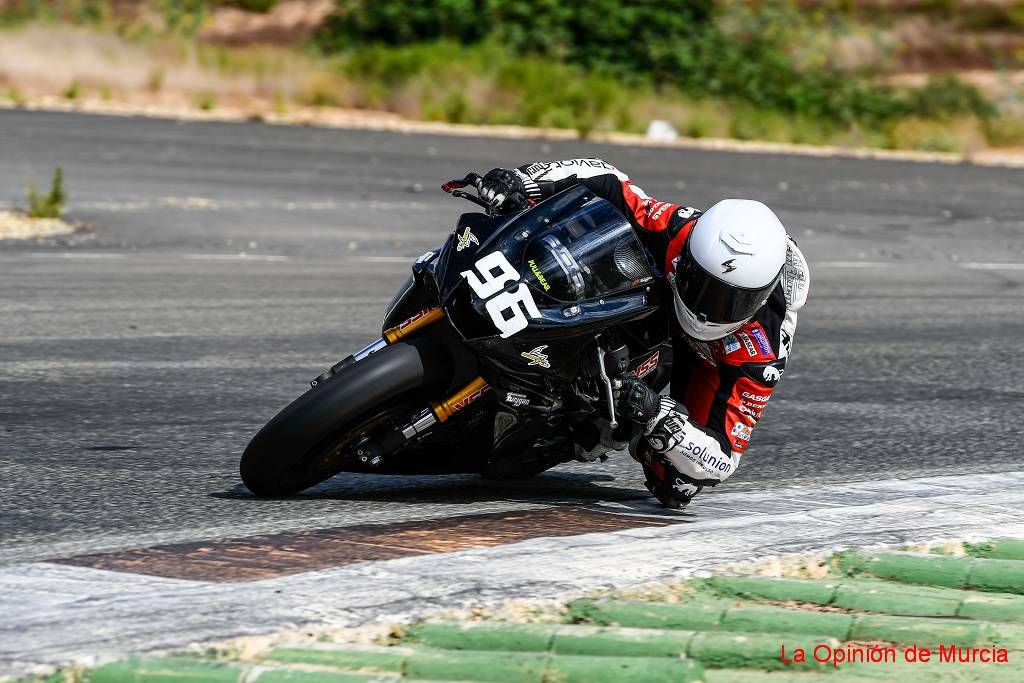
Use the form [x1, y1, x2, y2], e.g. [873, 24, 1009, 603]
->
[26, 167, 67, 220]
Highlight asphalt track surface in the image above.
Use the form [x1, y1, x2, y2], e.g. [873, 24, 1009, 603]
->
[1, 110, 1023, 566]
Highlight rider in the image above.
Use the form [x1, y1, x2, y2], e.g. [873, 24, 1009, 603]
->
[475, 159, 809, 509]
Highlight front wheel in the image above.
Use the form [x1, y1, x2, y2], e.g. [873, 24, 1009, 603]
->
[240, 339, 453, 496]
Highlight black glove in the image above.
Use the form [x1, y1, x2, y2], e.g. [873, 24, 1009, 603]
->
[476, 168, 530, 214]
[618, 377, 661, 424]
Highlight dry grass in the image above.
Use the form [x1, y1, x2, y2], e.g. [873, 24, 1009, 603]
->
[0, 23, 343, 111]
[887, 116, 988, 154]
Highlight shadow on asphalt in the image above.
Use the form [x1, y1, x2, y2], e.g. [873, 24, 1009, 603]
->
[211, 471, 652, 507]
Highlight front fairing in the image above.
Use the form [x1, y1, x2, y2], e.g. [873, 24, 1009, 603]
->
[434, 186, 659, 341]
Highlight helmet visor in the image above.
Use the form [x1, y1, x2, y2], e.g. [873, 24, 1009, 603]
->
[675, 240, 781, 324]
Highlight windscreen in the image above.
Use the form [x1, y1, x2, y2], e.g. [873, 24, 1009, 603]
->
[521, 199, 652, 303]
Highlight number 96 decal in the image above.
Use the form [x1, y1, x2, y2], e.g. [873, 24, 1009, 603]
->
[461, 252, 541, 338]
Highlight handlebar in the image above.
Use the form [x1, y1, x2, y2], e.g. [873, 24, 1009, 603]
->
[441, 173, 492, 212]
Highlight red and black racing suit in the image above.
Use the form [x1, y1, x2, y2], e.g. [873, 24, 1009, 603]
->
[511, 159, 803, 501]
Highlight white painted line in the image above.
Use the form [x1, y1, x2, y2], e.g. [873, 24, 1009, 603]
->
[959, 262, 1024, 271]
[182, 254, 289, 262]
[815, 261, 892, 268]
[3, 470, 1024, 676]
[23, 252, 127, 260]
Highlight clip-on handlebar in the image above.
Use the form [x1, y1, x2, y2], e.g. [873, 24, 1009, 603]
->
[441, 173, 492, 212]
[441, 172, 533, 215]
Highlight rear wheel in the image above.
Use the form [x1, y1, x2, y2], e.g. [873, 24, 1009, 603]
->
[240, 340, 452, 497]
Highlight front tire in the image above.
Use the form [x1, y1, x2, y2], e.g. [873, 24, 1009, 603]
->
[240, 340, 452, 496]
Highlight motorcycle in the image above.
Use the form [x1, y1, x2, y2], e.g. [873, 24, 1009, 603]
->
[240, 175, 674, 496]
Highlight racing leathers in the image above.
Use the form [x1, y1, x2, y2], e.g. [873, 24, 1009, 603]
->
[480, 159, 809, 508]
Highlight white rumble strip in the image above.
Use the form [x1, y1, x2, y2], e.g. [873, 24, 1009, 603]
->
[3, 471, 1024, 677]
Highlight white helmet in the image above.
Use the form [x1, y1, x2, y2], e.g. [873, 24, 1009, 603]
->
[668, 199, 787, 341]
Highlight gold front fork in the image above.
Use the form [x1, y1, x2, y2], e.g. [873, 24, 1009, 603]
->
[431, 376, 490, 422]
[384, 308, 445, 344]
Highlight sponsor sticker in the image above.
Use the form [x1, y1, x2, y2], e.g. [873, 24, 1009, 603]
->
[663, 416, 687, 437]
[738, 403, 762, 419]
[723, 334, 741, 355]
[504, 391, 530, 407]
[528, 259, 551, 291]
[739, 332, 758, 357]
[750, 326, 773, 356]
[672, 478, 700, 496]
[676, 207, 697, 220]
[676, 440, 734, 475]
[780, 327, 793, 358]
[731, 422, 752, 442]
[647, 201, 670, 222]
[742, 391, 771, 403]
[456, 226, 479, 252]
[762, 364, 782, 384]
[632, 351, 660, 379]
[521, 345, 551, 368]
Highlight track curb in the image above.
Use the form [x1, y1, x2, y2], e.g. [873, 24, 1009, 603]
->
[45, 536, 1024, 683]
[402, 621, 837, 671]
[266, 644, 705, 683]
[837, 550, 1024, 594]
[86, 657, 396, 683]
[569, 599, 1009, 646]
[705, 575, 1024, 621]
[965, 539, 1024, 561]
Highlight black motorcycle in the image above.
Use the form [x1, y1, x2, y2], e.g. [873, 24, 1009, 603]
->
[240, 175, 674, 496]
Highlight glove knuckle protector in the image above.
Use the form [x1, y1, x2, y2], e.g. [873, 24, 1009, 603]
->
[630, 396, 741, 508]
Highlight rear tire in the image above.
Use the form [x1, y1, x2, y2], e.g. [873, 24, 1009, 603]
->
[240, 340, 452, 497]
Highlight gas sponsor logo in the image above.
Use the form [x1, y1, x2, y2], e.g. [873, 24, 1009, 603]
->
[631, 351, 661, 379]
[504, 391, 530, 407]
[742, 391, 771, 403]
[527, 259, 551, 292]
[750, 326, 773, 356]
[723, 334, 741, 355]
[646, 201, 671, 222]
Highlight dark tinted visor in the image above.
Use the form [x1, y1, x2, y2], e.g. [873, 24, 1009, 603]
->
[675, 240, 781, 324]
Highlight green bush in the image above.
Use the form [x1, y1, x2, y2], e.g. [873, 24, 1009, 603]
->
[316, 0, 997, 132]
[26, 167, 67, 219]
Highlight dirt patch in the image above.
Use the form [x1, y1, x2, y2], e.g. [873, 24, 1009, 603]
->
[198, 0, 335, 47]
[0, 211, 77, 240]
[716, 553, 834, 580]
